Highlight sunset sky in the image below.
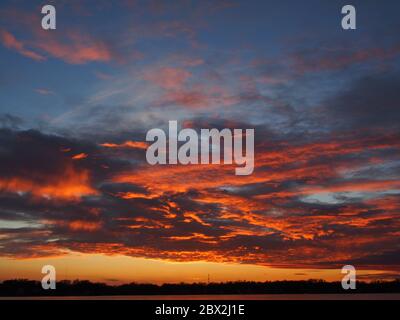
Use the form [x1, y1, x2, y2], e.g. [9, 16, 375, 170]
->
[0, 0, 400, 284]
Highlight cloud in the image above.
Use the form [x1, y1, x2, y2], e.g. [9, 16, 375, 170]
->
[292, 44, 400, 74]
[72, 153, 88, 160]
[0, 129, 100, 200]
[0, 29, 44, 61]
[324, 72, 400, 130]
[140, 65, 241, 109]
[0, 1, 400, 271]
[0, 27, 114, 64]
[162, 88, 237, 109]
[100, 140, 148, 150]
[1, 123, 398, 269]
[34, 88, 54, 95]
[143, 67, 192, 89]
[0, 114, 23, 129]
[0, 2, 121, 65]
[33, 30, 113, 64]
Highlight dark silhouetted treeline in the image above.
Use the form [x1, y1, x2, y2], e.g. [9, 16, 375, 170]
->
[1, 279, 400, 296]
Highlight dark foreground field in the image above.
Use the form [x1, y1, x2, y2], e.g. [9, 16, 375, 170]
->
[1, 279, 399, 297]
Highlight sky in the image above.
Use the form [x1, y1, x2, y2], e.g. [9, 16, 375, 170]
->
[0, 0, 400, 284]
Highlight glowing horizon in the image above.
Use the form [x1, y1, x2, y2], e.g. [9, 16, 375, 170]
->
[0, 253, 393, 285]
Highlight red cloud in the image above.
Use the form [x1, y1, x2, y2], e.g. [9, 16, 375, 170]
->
[33, 30, 113, 64]
[0, 29, 44, 61]
[0, 27, 114, 64]
[142, 66, 238, 109]
[143, 67, 192, 89]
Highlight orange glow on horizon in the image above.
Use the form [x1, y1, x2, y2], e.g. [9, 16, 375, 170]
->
[0, 253, 395, 285]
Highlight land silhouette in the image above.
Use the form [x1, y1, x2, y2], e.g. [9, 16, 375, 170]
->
[1, 279, 399, 296]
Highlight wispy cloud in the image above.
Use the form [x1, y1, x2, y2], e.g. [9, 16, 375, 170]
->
[0, 29, 44, 61]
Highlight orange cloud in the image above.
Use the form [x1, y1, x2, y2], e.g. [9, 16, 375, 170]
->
[2, 128, 400, 271]
[72, 153, 88, 160]
[0, 166, 97, 200]
[68, 220, 102, 232]
[114, 192, 155, 200]
[100, 140, 148, 150]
